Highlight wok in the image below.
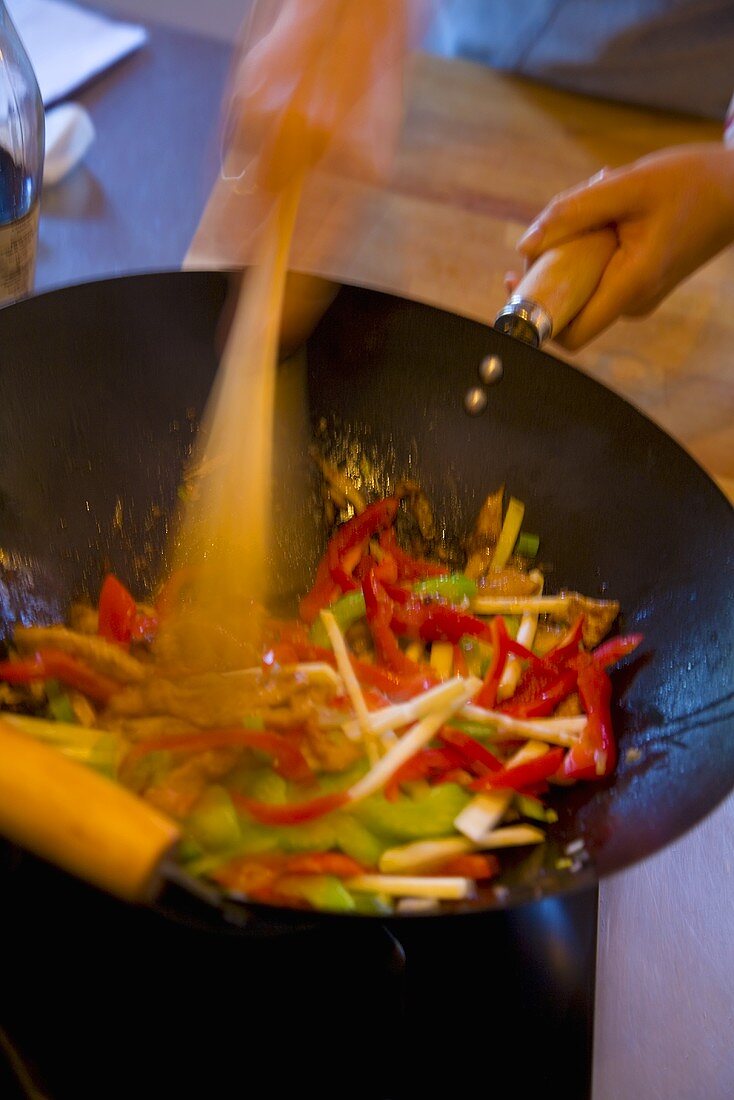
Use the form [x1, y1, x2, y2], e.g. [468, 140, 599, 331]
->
[0, 268, 732, 934]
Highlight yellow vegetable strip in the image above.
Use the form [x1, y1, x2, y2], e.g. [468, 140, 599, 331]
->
[429, 641, 454, 680]
[497, 568, 544, 702]
[490, 496, 525, 570]
[320, 610, 379, 764]
[346, 874, 476, 900]
[346, 676, 482, 803]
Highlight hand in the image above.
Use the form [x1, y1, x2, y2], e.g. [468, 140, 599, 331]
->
[224, 0, 429, 192]
[514, 143, 734, 349]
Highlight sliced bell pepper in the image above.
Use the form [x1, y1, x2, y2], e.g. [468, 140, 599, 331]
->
[563, 660, 616, 779]
[124, 727, 313, 783]
[0, 649, 121, 705]
[474, 615, 510, 709]
[327, 497, 400, 592]
[281, 852, 366, 877]
[230, 790, 349, 825]
[438, 727, 503, 775]
[438, 853, 500, 880]
[498, 666, 579, 718]
[592, 632, 643, 670]
[412, 573, 478, 602]
[378, 526, 449, 580]
[384, 746, 467, 801]
[470, 746, 564, 792]
[362, 569, 421, 676]
[350, 658, 438, 700]
[97, 574, 137, 645]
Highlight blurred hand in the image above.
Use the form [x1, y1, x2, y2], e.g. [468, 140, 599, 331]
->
[514, 143, 734, 349]
[224, 0, 430, 192]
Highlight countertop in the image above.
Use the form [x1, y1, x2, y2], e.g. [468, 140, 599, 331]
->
[30, 21, 734, 1100]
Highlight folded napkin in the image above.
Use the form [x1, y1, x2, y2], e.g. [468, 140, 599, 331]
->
[7, 0, 147, 107]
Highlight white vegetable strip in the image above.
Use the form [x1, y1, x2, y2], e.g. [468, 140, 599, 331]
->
[342, 677, 473, 742]
[379, 824, 547, 874]
[345, 698, 584, 747]
[346, 676, 482, 803]
[477, 824, 546, 847]
[379, 836, 475, 874]
[497, 569, 544, 702]
[346, 874, 476, 900]
[320, 610, 379, 764]
[453, 741, 550, 842]
[460, 704, 584, 746]
[471, 595, 571, 615]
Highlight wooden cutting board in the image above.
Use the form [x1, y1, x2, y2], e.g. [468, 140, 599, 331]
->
[185, 50, 734, 501]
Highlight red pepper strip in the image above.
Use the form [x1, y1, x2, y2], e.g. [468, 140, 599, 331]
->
[544, 615, 585, 662]
[0, 649, 121, 705]
[378, 526, 450, 580]
[350, 658, 437, 700]
[97, 574, 137, 645]
[327, 498, 400, 592]
[362, 569, 421, 676]
[417, 604, 494, 645]
[384, 746, 466, 801]
[385, 589, 492, 647]
[124, 728, 313, 783]
[470, 747, 565, 792]
[592, 633, 643, 670]
[298, 553, 340, 624]
[282, 852, 366, 877]
[438, 853, 500, 880]
[563, 660, 616, 780]
[438, 727, 503, 774]
[355, 552, 398, 585]
[230, 790, 348, 825]
[474, 616, 510, 709]
[499, 667, 579, 718]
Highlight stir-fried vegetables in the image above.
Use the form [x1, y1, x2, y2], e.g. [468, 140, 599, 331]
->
[0, 481, 642, 914]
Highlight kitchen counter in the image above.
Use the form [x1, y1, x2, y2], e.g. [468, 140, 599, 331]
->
[30, 22, 734, 1100]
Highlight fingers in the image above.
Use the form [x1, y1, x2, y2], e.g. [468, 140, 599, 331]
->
[552, 250, 654, 350]
[517, 168, 637, 262]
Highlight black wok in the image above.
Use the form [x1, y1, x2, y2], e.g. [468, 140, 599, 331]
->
[0, 269, 732, 933]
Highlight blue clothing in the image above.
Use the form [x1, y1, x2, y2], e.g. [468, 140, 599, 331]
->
[423, 0, 734, 121]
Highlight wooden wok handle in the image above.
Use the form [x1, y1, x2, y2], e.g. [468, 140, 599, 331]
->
[0, 719, 180, 903]
[494, 228, 617, 346]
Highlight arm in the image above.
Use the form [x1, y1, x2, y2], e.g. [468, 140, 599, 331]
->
[515, 141, 734, 350]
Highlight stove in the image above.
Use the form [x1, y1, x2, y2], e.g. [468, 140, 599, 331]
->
[1, 849, 597, 1099]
